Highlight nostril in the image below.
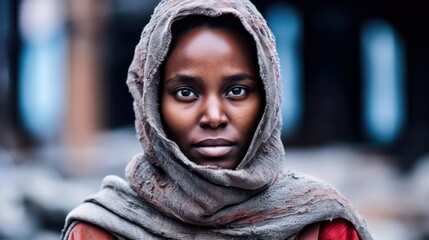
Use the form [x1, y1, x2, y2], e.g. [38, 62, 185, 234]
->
[199, 112, 228, 129]
[200, 120, 227, 129]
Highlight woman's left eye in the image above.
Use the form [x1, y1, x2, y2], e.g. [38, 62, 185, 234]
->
[226, 87, 247, 97]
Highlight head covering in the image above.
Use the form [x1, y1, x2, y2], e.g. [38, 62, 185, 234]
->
[62, 0, 373, 239]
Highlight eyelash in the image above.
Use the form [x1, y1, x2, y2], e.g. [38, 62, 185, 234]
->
[174, 88, 198, 100]
[226, 87, 248, 98]
[172, 86, 249, 101]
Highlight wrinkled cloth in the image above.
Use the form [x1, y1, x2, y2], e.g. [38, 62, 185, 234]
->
[62, 0, 373, 239]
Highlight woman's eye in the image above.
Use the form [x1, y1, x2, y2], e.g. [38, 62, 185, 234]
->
[227, 87, 247, 97]
[175, 88, 197, 98]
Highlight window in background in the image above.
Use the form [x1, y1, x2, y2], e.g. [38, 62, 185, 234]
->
[18, 0, 67, 141]
[266, 3, 303, 137]
[361, 20, 406, 145]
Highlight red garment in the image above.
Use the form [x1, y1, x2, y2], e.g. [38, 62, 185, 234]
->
[298, 218, 360, 240]
[319, 218, 360, 240]
[69, 218, 359, 240]
[68, 222, 116, 240]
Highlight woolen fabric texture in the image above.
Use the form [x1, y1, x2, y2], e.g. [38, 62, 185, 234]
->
[62, 0, 373, 239]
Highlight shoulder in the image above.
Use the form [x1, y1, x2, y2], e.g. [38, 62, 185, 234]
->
[273, 170, 348, 205]
[297, 218, 360, 240]
[68, 222, 117, 240]
[320, 218, 360, 240]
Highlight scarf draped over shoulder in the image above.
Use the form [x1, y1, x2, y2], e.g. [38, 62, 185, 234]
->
[62, 0, 373, 239]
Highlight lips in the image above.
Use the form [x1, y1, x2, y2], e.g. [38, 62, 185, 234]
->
[193, 138, 236, 158]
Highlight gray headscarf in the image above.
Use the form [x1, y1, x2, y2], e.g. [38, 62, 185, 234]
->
[62, 0, 373, 239]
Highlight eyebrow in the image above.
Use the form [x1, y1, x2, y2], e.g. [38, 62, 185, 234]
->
[223, 73, 259, 82]
[164, 75, 203, 85]
[164, 73, 259, 86]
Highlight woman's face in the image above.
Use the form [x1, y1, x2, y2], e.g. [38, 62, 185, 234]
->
[161, 27, 263, 169]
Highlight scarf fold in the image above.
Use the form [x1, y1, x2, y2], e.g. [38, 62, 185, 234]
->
[62, 171, 372, 239]
[62, 0, 373, 239]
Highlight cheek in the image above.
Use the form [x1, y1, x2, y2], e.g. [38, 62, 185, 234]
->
[161, 97, 194, 140]
[231, 97, 263, 134]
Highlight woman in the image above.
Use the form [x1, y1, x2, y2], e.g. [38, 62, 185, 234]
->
[62, 0, 373, 239]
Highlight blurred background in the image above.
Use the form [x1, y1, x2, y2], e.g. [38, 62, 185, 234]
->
[1, 0, 428, 239]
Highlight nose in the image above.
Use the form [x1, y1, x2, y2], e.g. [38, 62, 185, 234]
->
[199, 96, 228, 129]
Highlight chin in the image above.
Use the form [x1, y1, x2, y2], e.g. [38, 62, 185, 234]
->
[207, 160, 239, 170]
[190, 157, 236, 169]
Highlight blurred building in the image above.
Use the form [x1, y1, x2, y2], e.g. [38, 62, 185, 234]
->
[3, 0, 428, 170]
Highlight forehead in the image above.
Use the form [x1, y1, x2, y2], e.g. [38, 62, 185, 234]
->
[164, 27, 259, 78]
[173, 27, 249, 56]
[167, 14, 258, 62]
[169, 14, 253, 46]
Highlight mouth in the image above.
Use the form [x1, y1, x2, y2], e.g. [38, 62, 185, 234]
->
[193, 138, 236, 158]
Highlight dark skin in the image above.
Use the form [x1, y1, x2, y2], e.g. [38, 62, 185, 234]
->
[161, 27, 264, 169]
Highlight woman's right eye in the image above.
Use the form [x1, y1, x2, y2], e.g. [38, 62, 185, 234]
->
[174, 88, 198, 99]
